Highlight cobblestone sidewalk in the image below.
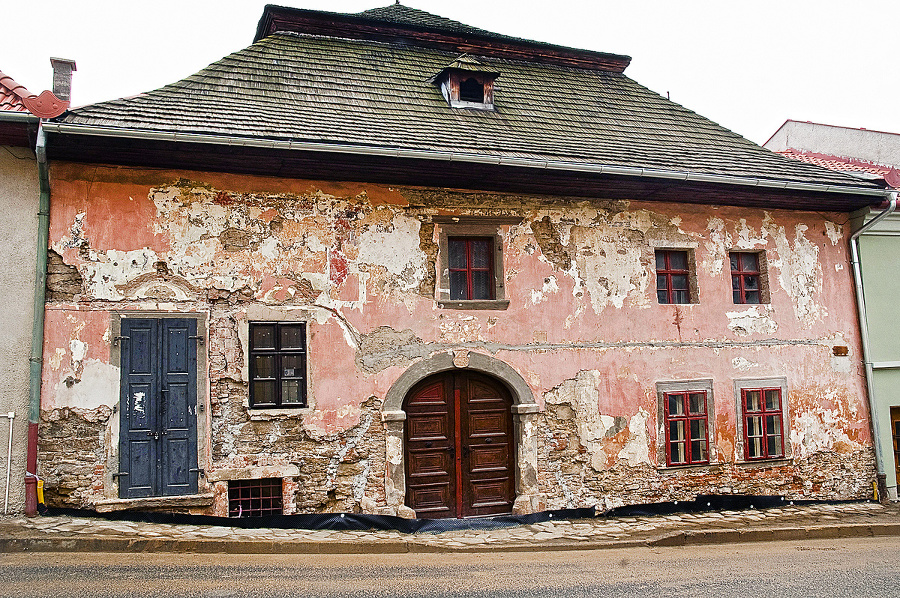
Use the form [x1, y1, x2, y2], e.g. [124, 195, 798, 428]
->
[1, 501, 897, 553]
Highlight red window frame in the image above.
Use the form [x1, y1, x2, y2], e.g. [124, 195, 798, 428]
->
[655, 250, 691, 304]
[731, 252, 761, 304]
[448, 237, 494, 300]
[742, 387, 785, 460]
[664, 391, 709, 466]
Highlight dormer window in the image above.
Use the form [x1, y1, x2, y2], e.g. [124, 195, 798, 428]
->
[459, 77, 486, 103]
[430, 56, 499, 111]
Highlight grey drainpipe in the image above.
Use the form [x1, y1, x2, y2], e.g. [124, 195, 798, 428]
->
[24, 123, 50, 516]
[849, 191, 897, 502]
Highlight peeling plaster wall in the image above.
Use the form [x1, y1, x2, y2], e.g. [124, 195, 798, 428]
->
[39, 163, 875, 514]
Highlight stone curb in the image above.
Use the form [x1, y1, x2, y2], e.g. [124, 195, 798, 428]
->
[0, 523, 897, 554]
[648, 523, 900, 547]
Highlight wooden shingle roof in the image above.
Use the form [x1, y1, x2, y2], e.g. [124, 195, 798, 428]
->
[47, 4, 886, 209]
[59, 29, 875, 190]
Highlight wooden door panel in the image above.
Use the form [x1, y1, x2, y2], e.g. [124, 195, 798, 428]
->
[407, 449, 452, 478]
[470, 479, 514, 514]
[468, 445, 509, 472]
[409, 483, 452, 516]
[405, 372, 514, 518]
[468, 410, 509, 437]
[462, 374, 514, 517]
[408, 415, 450, 441]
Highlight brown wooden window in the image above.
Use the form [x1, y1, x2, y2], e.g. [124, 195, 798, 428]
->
[228, 478, 283, 517]
[664, 391, 709, 466]
[249, 322, 306, 408]
[742, 387, 785, 460]
[731, 252, 762, 304]
[656, 250, 691, 304]
[449, 237, 494, 301]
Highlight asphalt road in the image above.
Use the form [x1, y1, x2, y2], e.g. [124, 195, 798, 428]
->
[1, 536, 898, 597]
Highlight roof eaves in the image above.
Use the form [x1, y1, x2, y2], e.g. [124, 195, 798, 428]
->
[42, 122, 889, 199]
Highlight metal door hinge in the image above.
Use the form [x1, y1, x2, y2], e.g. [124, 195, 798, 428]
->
[112, 472, 129, 479]
[189, 468, 206, 478]
[113, 336, 130, 346]
[188, 335, 205, 345]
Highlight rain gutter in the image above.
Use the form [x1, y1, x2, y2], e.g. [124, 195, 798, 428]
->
[24, 122, 50, 516]
[39, 123, 889, 198]
[849, 191, 898, 501]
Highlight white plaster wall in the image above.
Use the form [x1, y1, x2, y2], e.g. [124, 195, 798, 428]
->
[0, 147, 39, 512]
[764, 121, 900, 168]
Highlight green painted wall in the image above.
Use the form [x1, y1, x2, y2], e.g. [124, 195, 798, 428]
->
[859, 234, 900, 362]
[858, 220, 900, 493]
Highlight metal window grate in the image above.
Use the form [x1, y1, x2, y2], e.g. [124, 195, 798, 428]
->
[228, 478, 283, 517]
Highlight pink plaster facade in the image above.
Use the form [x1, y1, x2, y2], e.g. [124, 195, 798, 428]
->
[38, 161, 876, 515]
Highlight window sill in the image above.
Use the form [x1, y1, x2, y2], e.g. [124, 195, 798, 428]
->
[437, 300, 509, 310]
[657, 461, 724, 473]
[735, 457, 791, 467]
[247, 407, 311, 420]
[94, 493, 215, 513]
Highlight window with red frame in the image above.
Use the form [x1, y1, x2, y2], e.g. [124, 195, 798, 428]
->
[664, 391, 709, 465]
[742, 387, 784, 459]
[731, 252, 762, 304]
[655, 250, 691, 304]
[449, 237, 494, 300]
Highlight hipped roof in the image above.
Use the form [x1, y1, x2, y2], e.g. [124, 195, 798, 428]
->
[50, 3, 885, 207]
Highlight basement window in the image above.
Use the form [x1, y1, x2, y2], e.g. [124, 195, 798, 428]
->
[228, 478, 283, 517]
[249, 322, 307, 408]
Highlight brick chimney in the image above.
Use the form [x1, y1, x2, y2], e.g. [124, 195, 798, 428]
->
[49, 58, 77, 102]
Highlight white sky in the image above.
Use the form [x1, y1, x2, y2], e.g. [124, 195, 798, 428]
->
[4, 0, 898, 144]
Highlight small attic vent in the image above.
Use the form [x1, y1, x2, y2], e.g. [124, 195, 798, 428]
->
[431, 56, 498, 111]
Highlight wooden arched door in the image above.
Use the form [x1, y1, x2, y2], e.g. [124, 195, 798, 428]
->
[404, 371, 515, 518]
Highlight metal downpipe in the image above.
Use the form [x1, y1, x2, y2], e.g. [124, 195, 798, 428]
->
[849, 192, 897, 501]
[24, 123, 50, 516]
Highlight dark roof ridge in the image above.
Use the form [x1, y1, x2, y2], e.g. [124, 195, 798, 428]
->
[254, 3, 631, 73]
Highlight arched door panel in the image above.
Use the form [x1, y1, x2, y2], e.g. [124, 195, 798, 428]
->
[404, 372, 514, 518]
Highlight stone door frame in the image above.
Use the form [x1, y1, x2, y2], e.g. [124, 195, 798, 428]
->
[382, 351, 543, 517]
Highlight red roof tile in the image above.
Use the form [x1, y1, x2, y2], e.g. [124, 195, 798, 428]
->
[777, 149, 899, 189]
[0, 70, 68, 117]
[0, 72, 30, 112]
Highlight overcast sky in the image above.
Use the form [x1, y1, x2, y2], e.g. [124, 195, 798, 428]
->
[4, 0, 898, 144]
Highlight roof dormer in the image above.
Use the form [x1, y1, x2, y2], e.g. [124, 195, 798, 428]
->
[430, 55, 499, 110]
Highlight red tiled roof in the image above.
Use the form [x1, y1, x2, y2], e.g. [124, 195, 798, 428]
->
[0, 72, 30, 112]
[777, 150, 899, 188]
[0, 70, 68, 117]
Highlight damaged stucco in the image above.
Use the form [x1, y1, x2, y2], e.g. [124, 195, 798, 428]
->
[38, 164, 875, 515]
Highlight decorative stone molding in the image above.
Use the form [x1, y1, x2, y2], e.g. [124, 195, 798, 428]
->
[381, 351, 544, 516]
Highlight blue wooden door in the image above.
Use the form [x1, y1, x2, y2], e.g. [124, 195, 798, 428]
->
[119, 318, 199, 498]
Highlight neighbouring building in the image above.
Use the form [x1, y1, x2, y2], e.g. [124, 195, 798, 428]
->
[0, 61, 72, 513]
[766, 120, 900, 500]
[35, 5, 892, 518]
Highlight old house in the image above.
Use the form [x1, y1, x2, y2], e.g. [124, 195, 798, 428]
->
[36, 4, 892, 518]
[765, 120, 900, 501]
[0, 61, 72, 514]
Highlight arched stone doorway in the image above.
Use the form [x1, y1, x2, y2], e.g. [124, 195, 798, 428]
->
[382, 351, 543, 518]
[404, 370, 515, 518]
